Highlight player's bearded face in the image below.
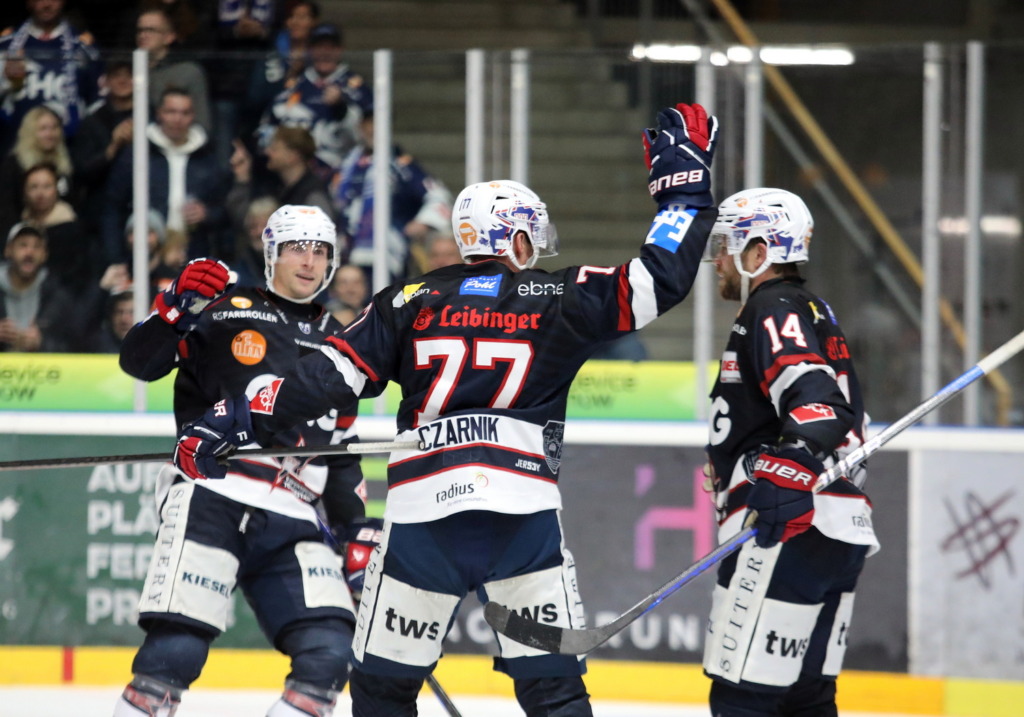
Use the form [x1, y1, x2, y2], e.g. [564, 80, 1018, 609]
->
[711, 239, 742, 301]
[273, 240, 330, 300]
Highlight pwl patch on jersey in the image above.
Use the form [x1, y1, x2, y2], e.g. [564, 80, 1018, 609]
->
[460, 275, 502, 297]
[542, 420, 564, 473]
[790, 403, 837, 424]
[720, 350, 741, 383]
[645, 207, 697, 252]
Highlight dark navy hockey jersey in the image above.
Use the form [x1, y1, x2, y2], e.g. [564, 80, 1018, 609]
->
[251, 205, 717, 522]
[120, 286, 364, 530]
[706, 277, 878, 550]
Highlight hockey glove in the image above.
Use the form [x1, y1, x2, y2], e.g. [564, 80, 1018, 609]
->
[643, 102, 718, 209]
[342, 517, 383, 602]
[156, 258, 232, 329]
[745, 445, 821, 549]
[173, 396, 254, 479]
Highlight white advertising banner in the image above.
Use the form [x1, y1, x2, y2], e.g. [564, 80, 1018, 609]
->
[910, 450, 1024, 679]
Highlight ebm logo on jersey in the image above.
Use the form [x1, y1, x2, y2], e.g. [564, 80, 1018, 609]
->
[459, 275, 502, 297]
[231, 330, 266, 365]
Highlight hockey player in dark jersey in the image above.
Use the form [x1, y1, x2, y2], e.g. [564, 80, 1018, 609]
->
[172, 102, 719, 716]
[702, 188, 879, 716]
[115, 205, 369, 717]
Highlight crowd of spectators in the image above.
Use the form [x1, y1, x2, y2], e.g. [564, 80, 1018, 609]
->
[0, 0, 456, 353]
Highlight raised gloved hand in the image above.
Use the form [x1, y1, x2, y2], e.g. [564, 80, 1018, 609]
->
[156, 258, 232, 328]
[173, 396, 254, 479]
[342, 517, 383, 601]
[642, 102, 718, 208]
[745, 445, 821, 549]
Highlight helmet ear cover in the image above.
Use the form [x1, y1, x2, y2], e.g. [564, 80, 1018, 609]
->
[262, 204, 340, 301]
[451, 180, 559, 269]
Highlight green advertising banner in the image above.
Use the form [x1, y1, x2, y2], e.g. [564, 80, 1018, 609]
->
[0, 354, 711, 420]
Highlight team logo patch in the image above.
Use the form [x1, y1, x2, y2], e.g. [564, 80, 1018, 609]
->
[231, 330, 267, 365]
[720, 350, 741, 383]
[790, 403, 837, 424]
[231, 296, 253, 309]
[459, 275, 502, 297]
[458, 221, 477, 246]
[251, 377, 284, 415]
[413, 307, 435, 330]
[542, 420, 565, 474]
[298, 322, 311, 334]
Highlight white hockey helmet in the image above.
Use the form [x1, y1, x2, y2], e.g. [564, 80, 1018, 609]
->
[451, 180, 558, 270]
[262, 204, 340, 301]
[709, 187, 813, 266]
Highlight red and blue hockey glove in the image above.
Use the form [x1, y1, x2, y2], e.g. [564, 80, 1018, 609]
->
[173, 396, 254, 479]
[745, 445, 821, 549]
[156, 258, 232, 328]
[343, 517, 383, 602]
[642, 102, 718, 209]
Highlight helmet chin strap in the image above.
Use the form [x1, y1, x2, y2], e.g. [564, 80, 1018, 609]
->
[733, 251, 772, 305]
[506, 232, 538, 271]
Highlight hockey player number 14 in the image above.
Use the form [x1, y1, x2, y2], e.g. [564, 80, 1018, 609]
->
[412, 337, 535, 426]
[762, 313, 808, 352]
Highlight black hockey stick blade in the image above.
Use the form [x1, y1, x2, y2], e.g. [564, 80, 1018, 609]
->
[485, 526, 754, 655]
[0, 439, 423, 472]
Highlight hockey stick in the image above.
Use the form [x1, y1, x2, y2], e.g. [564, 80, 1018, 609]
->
[425, 674, 464, 717]
[0, 439, 424, 472]
[485, 327, 1024, 655]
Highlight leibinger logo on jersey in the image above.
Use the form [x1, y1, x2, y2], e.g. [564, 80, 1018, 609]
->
[413, 307, 435, 330]
[417, 415, 499, 450]
[434, 305, 541, 334]
[720, 350, 741, 383]
[231, 296, 253, 309]
[231, 330, 267, 365]
[251, 378, 283, 415]
[542, 421, 564, 473]
[459, 275, 502, 297]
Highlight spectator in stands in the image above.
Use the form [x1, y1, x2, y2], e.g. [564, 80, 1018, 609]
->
[335, 115, 452, 286]
[424, 233, 462, 271]
[90, 289, 135, 352]
[134, 6, 211, 130]
[0, 0, 102, 152]
[256, 21, 371, 183]
[231, 194, 278, 288]
[108, 0, 211, 49]
[0, 223, 76, 352]
[71, 59, 134, 235]
[324, 262, 367, 325]
[101, 86, 228, 267]
[19, 162, 91, 291]
[0, 105, 74, 249]
[246, 0, 319, 127]
[227, 126, 333, 234]
[207, 0, 284, 166]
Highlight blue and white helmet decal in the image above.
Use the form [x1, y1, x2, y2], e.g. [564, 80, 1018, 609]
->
[452, 180, 559, 269]
[710, 187, 813, 265]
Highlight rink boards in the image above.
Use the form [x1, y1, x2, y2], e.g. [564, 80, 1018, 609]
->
[0, 412, 1023, 714]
